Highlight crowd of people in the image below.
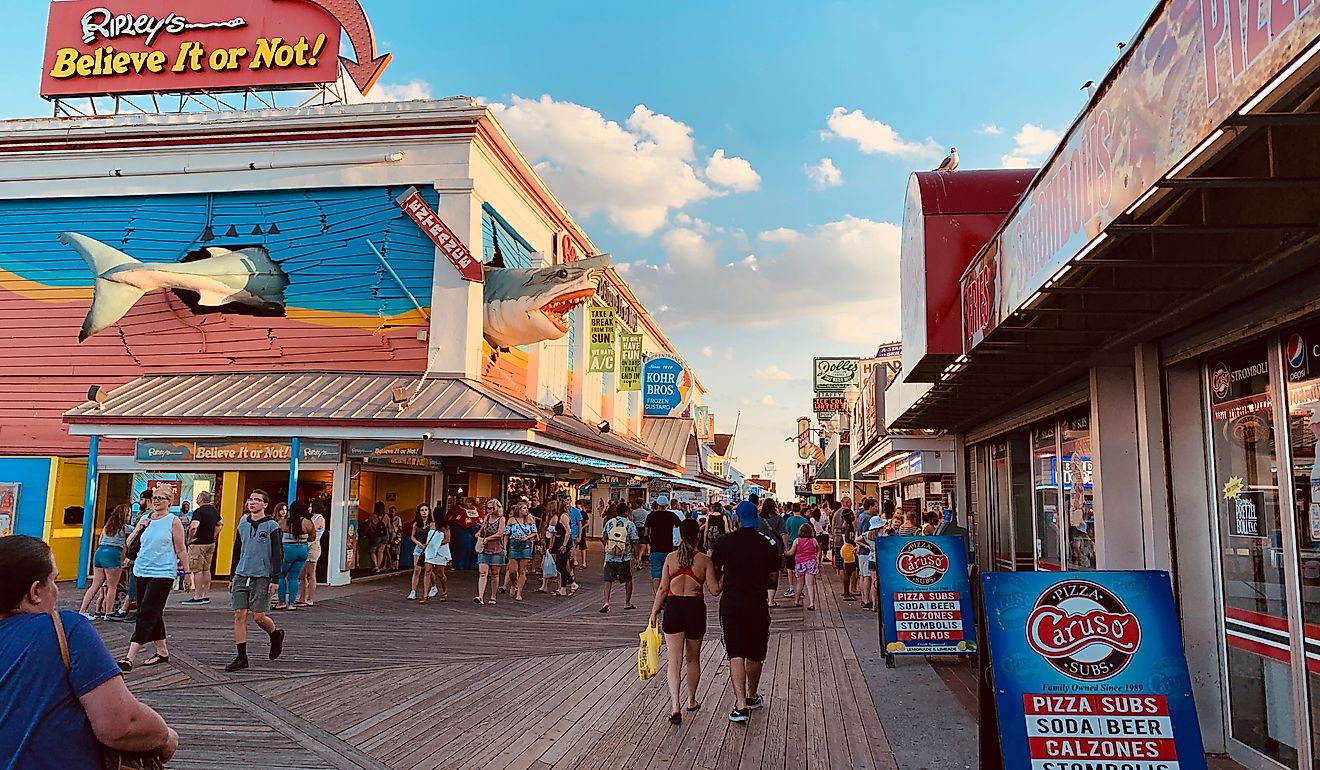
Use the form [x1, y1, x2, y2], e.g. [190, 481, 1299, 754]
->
[0, 483, 972, 764]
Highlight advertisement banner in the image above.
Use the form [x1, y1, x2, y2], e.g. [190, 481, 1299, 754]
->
[643, 354, 691, 416]
[813, 396, 845, 416]
[40, 0, 365, 98]
[966, 0, 1320, 340]
[796, 416, 811, 460]
[619, 333, 643, 391]
[346, 440, 423, 458]
[876, 535, 975, 655]
[813, 357, 859, 393]
[694, 406, 711, 440]
[396, 188, 483, 283]
[136, 439, 341, 463]
[0, 482, 18, 537]
[587, 306, 617, 373]
[983, 571, 1206, 770]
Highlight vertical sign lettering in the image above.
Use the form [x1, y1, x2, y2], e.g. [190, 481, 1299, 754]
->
[587, 306, 616, 373]
[619, 333, 643, 391]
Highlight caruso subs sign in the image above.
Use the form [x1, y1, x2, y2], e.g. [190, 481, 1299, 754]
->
[40, 0, 392, 99]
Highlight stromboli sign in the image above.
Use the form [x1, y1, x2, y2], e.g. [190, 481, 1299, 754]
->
[983, 571, 1206, 769]
[40, 0, 392, 98]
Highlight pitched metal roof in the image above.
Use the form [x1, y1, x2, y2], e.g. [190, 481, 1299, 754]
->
[65, 372, 537, 425]
[642, 417, 694, 469]
[711, 433, 735, 457]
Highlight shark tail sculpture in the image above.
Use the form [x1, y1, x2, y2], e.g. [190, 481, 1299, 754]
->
[60, 232, 288, 342]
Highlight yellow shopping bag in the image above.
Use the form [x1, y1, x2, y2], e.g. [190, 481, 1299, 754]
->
[637, 620, 662, 680]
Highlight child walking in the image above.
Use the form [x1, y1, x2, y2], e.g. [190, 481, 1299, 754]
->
[420, 517, 451, 604]
[786, 523, 819, 611]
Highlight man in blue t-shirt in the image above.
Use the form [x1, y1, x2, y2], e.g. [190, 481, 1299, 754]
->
[0, 535, 177, 769]
[568, 500, 586, 569]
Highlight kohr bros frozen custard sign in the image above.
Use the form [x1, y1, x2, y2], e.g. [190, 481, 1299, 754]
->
[642, 354, 692, 417]
[983, 571, 1206, 770]
[40, 0, 393, 98]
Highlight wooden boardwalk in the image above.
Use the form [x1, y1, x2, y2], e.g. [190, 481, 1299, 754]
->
[85, 559, 898, 770]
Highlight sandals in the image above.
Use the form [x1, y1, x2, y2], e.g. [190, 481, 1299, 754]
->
[473, 597, 485, 605]
[669, 712, 682, 725]
[117, 658, 133, 673]
[624, 604, 637, 610]
[142, 654, 169, 667]
[685, 701, 702, 712]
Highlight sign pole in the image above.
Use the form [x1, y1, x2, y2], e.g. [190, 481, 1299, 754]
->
[288, 436, 301, 507]
[76, 435, 100, 590]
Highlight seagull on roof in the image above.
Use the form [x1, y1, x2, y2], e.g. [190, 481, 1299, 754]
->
[935, 147, 959, 172]
[1082, 80, 1097, 99]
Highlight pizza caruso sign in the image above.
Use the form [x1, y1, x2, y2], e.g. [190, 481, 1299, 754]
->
[40, 0, 391, 98]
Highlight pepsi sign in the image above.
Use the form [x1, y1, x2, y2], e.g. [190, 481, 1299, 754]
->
[1284, 321, 1320, 383]
[983, 571, 1206, 770]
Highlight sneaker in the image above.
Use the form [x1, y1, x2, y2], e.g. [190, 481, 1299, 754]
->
[746, 695, 764, 710]
[407, 590, 416, 600]
[180, 598, 205, 606]
[78, 611, 96, 620]
[783, 588, 796, 598]
[729, 708, 750, 723]
[224, 655, 249, 673]
[428, 586, 438, 598]
[269, 629, 285, 660]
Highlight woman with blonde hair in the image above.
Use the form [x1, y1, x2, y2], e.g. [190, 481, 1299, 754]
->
[474, 499, 507, 605]
[650, 519, 719, 724]
[504, 503, 537, 601]
[78, 503, 131, 619]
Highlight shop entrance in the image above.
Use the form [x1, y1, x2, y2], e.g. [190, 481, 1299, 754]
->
[1203, 323, 1320, 769]
[350, 466, 435, 575]
[243, 470, 334, 581]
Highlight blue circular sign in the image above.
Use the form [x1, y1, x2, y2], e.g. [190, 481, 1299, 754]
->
[642, 355, 687, 416]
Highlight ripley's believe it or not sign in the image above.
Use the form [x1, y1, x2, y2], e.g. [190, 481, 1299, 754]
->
[40, 0, 392, 98]
[983, 571, 1206, 770]
[876, 536, 975, 655]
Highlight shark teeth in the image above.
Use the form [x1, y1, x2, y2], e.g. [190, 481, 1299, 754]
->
[540, 290, 593, 332]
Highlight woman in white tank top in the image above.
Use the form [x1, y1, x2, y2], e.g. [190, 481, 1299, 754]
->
[119, 492, 186, 672]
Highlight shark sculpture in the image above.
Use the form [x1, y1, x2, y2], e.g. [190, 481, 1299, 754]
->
[483, 254, 611, 350]
[60, 232, 288, 342]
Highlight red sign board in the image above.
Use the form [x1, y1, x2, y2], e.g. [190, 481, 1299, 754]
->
[395, 187, 484, 283]
[813, 396, 845, 415]
[40, 0, 392, 98]
[961, 237, 1001, 351]
[555, 231, 583, 263]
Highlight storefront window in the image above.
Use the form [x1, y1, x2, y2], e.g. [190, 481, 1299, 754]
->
[1032, 423, 1062, 571]
[1060, 410, 1095, 570]
[990, 441, 1013, 570]
[1283, 320, 1320, 763]
[1209, 341, 1298, 767]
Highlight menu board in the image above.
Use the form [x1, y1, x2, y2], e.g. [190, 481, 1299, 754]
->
[983, 571, 1206, 770]
[876, 535, 975, 655]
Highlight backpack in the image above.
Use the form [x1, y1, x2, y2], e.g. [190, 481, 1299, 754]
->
[706, 514, 726, 549]
[605, 517, 631, 559]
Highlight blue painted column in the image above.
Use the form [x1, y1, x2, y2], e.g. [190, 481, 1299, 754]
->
[288, 437, 301, 506]
[76, 435, 100, 589]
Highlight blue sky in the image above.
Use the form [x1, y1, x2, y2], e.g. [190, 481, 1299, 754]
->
[5, 0, 1155, 492]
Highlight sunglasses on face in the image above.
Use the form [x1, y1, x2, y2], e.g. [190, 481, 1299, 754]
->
[151, 496, 169, 502]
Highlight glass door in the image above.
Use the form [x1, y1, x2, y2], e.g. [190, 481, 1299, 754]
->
[1208, 341, 1299, 767]
[1060, 410, 1096, 570]
[1283, 319, 1320, 765]
[1032, 422, 1062, 570]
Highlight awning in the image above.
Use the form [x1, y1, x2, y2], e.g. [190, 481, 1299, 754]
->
[444, 439, 667, 478]
[641, 417, 694, 469]
[815, 446, 850, 481]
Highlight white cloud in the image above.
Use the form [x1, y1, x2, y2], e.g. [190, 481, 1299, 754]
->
[753, 365, 794, 381]
[627, 215, 903, 345]
[1000, 123, 1061, 168]
[822, 107, 942, 161]
[661, 228, 717, 272]
[979, 123, 1004, 136]
[705, 149, 761, 192]
[486, 95, 755, 236]
[351, 79, 432, 102]
[760, 394, 784, 409]
[805, 158, 843, 189]
[722, 349, 734, 361]
[701, 346, 714, 358]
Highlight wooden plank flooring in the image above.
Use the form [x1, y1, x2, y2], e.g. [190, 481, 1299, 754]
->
[81, 555, 897, 770]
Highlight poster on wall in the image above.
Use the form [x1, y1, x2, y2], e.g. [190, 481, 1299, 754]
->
[619, 333, 643, 391]
[876, 535, 975, 655]
[982, 571, 1206, 770]
[643, 354, 692, 416]
[0, 482, 18, 537]
[587, 306, 617, 373]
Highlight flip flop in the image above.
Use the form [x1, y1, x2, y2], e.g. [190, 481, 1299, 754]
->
[142, 654, 169, 667]
[685, 702, 702, 712]
[117, 658, 133, 673]
[669, 712, 682, 725]
[624, 604, 637, 610]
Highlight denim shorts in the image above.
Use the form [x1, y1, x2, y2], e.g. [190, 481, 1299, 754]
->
[649, 551, 668, 580]
[93, 544, 123, 569]
[478, 553, 507, 567]
[508, 547, 533, 561]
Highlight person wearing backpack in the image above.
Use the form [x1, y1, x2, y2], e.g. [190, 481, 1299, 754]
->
[703, 502, 729, 554]
[599, 501, 638, 613]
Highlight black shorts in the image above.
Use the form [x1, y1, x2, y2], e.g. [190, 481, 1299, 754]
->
[719, 600, 771, 662]
[662, 595, 706, 638]
[603, 561, 632, 584]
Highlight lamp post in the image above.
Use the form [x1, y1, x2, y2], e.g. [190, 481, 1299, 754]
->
[843, 383, 860, 501]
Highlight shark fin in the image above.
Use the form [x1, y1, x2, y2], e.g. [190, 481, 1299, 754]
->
[79, 279, 145, 342]
[58, 233, 148, 342]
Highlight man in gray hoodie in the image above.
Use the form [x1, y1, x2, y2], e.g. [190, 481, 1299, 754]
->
[225, 489, 285, 673]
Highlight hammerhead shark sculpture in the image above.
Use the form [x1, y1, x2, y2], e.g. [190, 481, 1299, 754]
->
[61, 232, 288, 342]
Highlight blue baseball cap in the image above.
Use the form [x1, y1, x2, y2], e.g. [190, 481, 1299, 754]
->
[737, 503, 760, 529]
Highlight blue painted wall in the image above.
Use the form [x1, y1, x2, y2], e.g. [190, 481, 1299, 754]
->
[0, 458, 52, 538]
